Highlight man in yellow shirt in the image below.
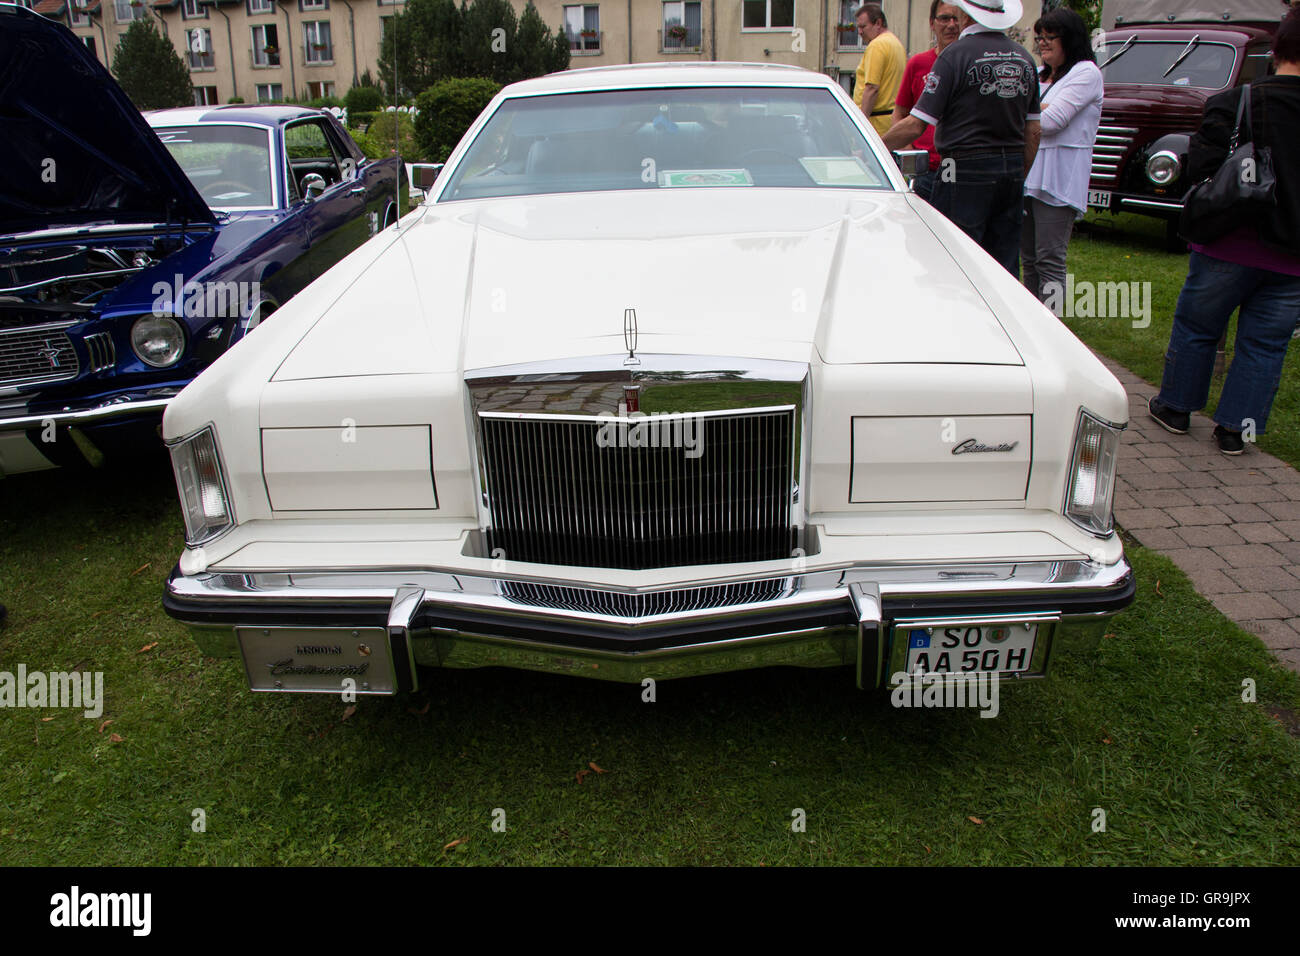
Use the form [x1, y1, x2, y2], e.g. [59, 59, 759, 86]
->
[854, 3, 906, 135]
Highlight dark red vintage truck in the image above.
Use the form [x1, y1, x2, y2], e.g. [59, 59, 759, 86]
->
[1088, 0, 1289, 246]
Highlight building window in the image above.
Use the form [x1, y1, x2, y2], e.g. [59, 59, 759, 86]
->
[182, 0, 208, 19]
[82, 35, 97, 58]
[299, 0, 328, 10]
[256, 83, 284, 102]
[194, 86, 219, 105]
[303, 20, 332, 62]
[252, 24, 280, 67]
[742, 0, 794, 30]
[247, 0, 274, 13]
[114, 0, 148, 23]
[187, 28, 215, 70]
[836, 0, 862, 48]
[661, 1, 701, 51]
[70, 0, 90, 27]
[307, 80, 336, 99]
[563, 4, 600, 54]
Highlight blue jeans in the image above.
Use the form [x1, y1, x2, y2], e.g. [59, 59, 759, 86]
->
[929, 151, 1025, 276]
[1157, 251, 1300, 433]
[912, 169, 937, 204]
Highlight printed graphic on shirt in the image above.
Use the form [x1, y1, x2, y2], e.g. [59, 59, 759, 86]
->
[923, 71, 940, 95]
[968, 53, 1033, 98]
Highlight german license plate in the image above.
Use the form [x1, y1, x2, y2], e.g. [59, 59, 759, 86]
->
[237, 626, 397, 694]
[904, 622, 1038, 675]
[1087, 188, 1112, 209]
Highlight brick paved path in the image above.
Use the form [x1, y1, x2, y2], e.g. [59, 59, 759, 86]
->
[1101, 356, 1300, 673]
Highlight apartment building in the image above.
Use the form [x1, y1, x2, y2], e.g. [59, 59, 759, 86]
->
[26, 0, 1039, 106]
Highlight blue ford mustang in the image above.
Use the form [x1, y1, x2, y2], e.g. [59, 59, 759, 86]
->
[0, 4, 403, 474]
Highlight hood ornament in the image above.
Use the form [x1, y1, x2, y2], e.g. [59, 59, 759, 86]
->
[623, 308, 639, 367]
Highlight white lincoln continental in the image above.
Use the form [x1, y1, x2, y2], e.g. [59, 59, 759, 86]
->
[162, 63, 1133, 697]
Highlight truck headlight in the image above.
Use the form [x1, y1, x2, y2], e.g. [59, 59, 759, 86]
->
[169, 425, 234, 545]
[1145, 150, 1181, 186]
[131, 315, 185, 367]
[1064, 410, 1122, 536]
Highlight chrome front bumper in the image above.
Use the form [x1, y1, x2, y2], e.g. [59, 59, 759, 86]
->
[164, 557, 1135, 691]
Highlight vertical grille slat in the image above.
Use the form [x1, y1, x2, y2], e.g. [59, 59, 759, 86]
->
[480, 408, 796, 570]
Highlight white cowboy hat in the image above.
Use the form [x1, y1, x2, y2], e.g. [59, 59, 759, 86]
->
[952, 0, 1024, 30]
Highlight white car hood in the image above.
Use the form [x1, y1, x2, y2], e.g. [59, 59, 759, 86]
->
[272, 189, 1022, 381]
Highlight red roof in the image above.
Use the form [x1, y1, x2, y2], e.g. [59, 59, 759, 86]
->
[34, 0, 67, 14]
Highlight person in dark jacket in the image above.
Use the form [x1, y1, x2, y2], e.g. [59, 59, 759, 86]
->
[1148, 6, 1300, 455]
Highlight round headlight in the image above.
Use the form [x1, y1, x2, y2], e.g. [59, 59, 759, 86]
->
[130, 315, 185, 367]
[1146, 150, 1181, 186]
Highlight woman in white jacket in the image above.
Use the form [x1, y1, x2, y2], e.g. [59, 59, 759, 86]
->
[1021, 7, 1103, 308]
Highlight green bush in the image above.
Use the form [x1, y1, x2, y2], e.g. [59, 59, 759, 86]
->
[305, 95, 344, 110]
[344, 84, 386, 114]
[366, 111, 424, 161]
[413, 77, 501, 163]
[349, 110, 379, 130]
[227, 96, 245, 104]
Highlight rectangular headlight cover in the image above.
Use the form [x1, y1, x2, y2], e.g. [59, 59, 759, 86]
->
[170, 425, 234, 545]
[1065, 409, 1121, 535]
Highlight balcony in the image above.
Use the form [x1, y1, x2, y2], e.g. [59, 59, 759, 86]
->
[659, 25, 704, 54]
[251, 47, 282, 69]
[566, 30, 602, 56]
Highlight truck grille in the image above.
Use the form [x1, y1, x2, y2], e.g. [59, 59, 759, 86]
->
[0, 324, 80, 388]
[498, 579, 795, 617]
[1091, 123, 1138, 184]
[479, 408, 796, 570]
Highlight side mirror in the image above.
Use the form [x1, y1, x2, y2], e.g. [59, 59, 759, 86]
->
[891, 149, 929, 179]
[411, 163, 444, 191]
[302, 173, 327, 200]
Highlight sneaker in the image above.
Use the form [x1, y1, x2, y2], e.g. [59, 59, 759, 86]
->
[1213, 425, 1244, 455]
[1148, 396, 1189, 435]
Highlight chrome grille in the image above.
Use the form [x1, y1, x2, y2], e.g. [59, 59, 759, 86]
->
[84, 332, 116, 373]
[1091, 123, 1137, 184]
[499, 579, 796, 617]
[0, 324, 80, 388]
[479, 407, 796, 570]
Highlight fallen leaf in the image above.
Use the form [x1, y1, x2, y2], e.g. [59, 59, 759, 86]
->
[408, 700, 431, 716]
[1155, 579, 1165, 598]
[129, 562, 151, 577]
[97, 719, 113, 734]
[1102, 736, 1113, 745]
[1103, 632, 1116, 640]
[341, 705, 357, 721]
[588, 761, 606, 774]
[137, 641, 158, 654]
[92, 610, 109, 619]
[967, 816, 984, 825]
[575, 769, 590, 784]
[924, 845, 932, 853]
[443, 838, 466, 850]
[109, 733, 124, 743]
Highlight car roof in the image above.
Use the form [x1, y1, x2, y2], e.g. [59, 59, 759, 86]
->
[144, 104, 327, 127]
[499, 62, 836, 97]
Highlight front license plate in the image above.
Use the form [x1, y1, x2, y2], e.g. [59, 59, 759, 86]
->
[1087, 188, 1112, 208]
[904, 622, 1038, 675]
[238, 626, 396, 694]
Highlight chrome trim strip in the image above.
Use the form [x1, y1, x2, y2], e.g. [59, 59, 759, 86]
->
[1119, 197, 1184, 212]
[0, 396, 172, 433]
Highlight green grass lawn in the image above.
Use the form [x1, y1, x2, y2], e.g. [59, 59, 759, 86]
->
[2, 465, 1298, 865]
[1065, 212, 1300, 467]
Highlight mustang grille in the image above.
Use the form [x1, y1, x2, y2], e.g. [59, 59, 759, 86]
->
[498, 579, 796, 617]
[0, 325, 80, 388]
[479, 408, 796, 569]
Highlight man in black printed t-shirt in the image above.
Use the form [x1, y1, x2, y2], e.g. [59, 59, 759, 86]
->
[884, 0, 1040, 275]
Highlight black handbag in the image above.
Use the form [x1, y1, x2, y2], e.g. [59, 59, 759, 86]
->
[1178, 84, 1277, 244]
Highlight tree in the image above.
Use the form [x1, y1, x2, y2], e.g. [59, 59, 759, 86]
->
[413, 76, 502, 161]
[111, 19, 193, 111]
[378, 0, 569, 98]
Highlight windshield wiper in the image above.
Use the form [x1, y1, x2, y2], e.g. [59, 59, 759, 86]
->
[1100, 35, 1137, 69]
[1163, 34, 1201, 77]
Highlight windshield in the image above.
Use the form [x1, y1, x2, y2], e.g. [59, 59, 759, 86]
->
[1099, 40, 1237, 89]
[439, 86, 892, 202]
[155, 125, 276, 210]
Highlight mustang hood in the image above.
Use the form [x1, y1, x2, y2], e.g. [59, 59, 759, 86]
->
[0, 5, 215, 236]
[273, 189, 1023, 381]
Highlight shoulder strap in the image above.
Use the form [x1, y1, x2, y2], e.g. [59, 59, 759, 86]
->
[1230, 84, 1252, 152]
